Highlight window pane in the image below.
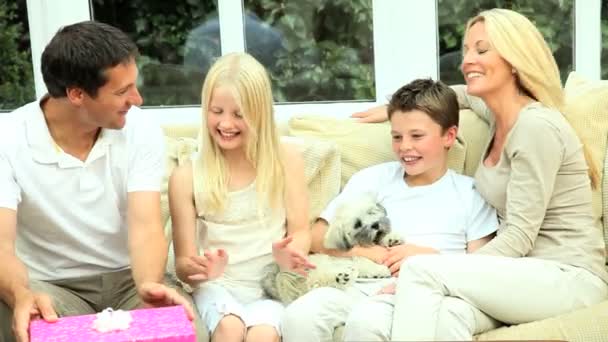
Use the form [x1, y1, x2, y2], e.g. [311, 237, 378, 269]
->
[91, 0, 220, 106]
[438, 0, 574, 85]
[245, 1, 375, 103]
[603, 0, 608, 79]
[1, 0, 35, 111]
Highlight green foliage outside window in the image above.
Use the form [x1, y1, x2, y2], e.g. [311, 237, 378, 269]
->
[438, 0, 574, 85]
[246, 0, 375, 102]
[92, 0, 219, 106]
[0, 0, 35, 111]
[94, 0, 375, 105]
[1, 0, 584, 109]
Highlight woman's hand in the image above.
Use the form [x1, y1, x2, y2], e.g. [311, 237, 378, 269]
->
[383, 244, 438, 276]
[351, 105, 389, 123]
[273, 236, 316, 276]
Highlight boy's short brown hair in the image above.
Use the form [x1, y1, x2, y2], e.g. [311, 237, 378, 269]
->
[387, 78, 459, 132]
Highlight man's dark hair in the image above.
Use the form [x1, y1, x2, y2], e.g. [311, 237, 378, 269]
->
[41, 21, 138, 98]
[387, 78, 459, 132]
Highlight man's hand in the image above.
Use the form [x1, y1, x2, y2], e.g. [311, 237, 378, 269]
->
[12, 289, 57, 342]
[137, 282, 195, 320]
[272, 236, 316, 276]
[351, 245, 389, 264]
[185, 249, 228, 282]
[383, 244, 438, 276]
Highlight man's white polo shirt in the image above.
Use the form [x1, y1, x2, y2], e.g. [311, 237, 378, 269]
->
[0, 99, 165, 281]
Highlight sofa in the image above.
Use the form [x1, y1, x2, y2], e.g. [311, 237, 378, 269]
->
[160, 71, 608, 341]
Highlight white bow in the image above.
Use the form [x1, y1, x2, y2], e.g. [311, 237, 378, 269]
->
[92, 308, 133, 332]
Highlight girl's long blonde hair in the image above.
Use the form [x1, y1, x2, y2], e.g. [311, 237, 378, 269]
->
[195, 52, 285, 214]
[466, 9, 599, 189]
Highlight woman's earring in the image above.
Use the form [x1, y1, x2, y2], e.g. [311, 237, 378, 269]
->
[511, 68, 517, 74]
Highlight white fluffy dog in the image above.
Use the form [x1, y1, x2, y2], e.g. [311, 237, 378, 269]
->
[261, 194, 403, 304]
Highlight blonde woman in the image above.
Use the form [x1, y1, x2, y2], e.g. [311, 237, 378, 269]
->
[354, 8, 608, 340]
[169, 52, 313, 342]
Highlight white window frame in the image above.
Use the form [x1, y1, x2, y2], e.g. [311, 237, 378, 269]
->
[20, 0, 602, 122]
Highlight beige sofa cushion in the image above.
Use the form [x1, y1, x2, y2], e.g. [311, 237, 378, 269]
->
[563, 72, 608, 262]
[288, 115, 467, 188]
[458, 109, 490, 177]
[604, 141, 608, 264]
[474, 300, 608, 342]
[160, 133, 340, 232]
[282, 136, 341, 221]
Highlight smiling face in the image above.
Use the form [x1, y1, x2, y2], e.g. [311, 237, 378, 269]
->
[461, 21, 517, 100]
[390, 109, 456, 186]
[206, 85, 249, 154]
[74, 60, 142, 129]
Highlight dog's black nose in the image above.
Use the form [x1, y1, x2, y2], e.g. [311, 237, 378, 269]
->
[371, 222, 379, 230]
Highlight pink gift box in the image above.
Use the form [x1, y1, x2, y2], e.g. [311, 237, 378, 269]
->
[30, 305, 195, 342]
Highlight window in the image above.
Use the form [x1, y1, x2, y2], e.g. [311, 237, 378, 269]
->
[602, 0, 608, 79]
[1, 0, 35, 110]
[19, 1, 602, 123]
[244, 1, 375, 103]
[437, 0, 574, 85]
[91, 0, 220, 106]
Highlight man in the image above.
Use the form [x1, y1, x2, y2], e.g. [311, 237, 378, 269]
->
[0, 21, 195, 342]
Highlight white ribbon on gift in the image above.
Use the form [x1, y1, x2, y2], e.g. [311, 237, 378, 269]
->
[92, 308, 133, 332]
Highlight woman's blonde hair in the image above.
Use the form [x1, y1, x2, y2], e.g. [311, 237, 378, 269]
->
[195, 52, 285, 214]
[466, 8, 599, 189]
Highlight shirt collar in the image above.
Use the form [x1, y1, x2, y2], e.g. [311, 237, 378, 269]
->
[25, 95, 124, 165]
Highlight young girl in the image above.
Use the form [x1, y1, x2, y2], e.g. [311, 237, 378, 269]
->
[169, 52, 314, 342]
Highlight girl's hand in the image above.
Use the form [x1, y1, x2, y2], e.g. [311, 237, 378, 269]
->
[272, 236, 316, 276]
[383, 244, 438, 277]
[186, 249, 228, 281]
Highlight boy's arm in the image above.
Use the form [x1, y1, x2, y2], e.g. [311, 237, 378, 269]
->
[467, 233, 495, 253]
[464, 183, 500, 254]
[311, 218, 388, 264]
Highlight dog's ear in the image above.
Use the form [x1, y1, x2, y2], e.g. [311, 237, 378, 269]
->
[324, 220, 353, 250]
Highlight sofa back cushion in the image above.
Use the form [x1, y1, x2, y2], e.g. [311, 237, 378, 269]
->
[604, 145, 608, 265]
[281, 136, 341, 221]
[563, 72, 608, 264]
[160, 131, 340, 236]
[287, 115, 467, 188]
[457, 109, 490, 177]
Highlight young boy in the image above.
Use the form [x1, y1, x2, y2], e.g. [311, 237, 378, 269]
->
[281, 78, 498, 341]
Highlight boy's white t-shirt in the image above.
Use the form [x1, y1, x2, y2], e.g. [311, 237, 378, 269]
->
[319, 162, 498, 294]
